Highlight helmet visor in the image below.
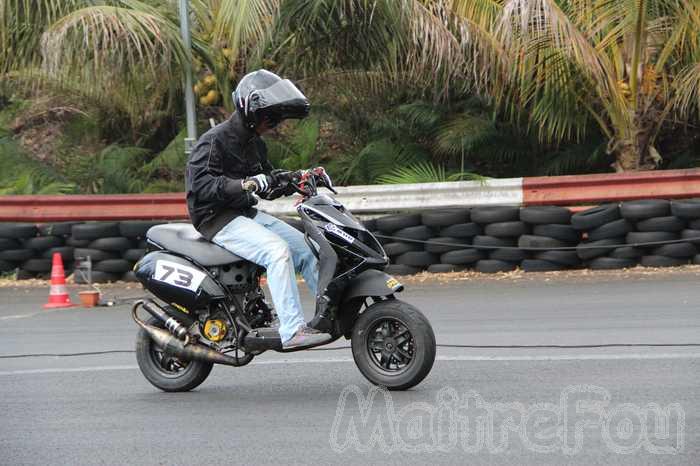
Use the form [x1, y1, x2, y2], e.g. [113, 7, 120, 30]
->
[255, 79, 310, 121]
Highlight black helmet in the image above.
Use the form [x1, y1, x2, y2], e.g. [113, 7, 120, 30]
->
[233, 69, 310, 129]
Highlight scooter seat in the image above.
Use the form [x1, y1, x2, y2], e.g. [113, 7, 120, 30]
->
[146, 223, 245, 266]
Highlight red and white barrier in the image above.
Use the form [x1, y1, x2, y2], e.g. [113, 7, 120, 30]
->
[1, 169, 699, 221]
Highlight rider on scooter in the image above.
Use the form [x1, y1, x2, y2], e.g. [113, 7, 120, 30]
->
[185, 69, 331, 349]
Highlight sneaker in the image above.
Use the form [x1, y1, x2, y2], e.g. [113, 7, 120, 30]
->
[282, 325, 332, 349]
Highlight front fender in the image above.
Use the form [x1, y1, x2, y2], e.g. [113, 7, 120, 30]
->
[341, 269, 404, 304]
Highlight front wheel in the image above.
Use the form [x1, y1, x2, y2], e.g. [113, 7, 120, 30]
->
[351, 299, 436, 390]
[135, 317, 213, 392]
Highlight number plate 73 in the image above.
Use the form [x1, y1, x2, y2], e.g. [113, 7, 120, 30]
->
[153, 260, 207, 292]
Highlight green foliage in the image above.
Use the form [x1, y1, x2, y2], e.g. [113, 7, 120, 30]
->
[377, 161, 485, 184]
[266, 117, 321, 170]
[91, 145, 152, 194]
[0, 137, 76, 194]
[141, 128, 187, 180]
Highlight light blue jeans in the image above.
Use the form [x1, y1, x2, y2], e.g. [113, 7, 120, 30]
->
[212, 211, 318, 343]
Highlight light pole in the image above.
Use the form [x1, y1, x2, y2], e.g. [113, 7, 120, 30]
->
[178, 0, 197, 156]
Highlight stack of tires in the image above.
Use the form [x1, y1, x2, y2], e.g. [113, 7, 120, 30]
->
[71, 221, 158, 283]
[0, 222, 79, 279]
[470, 206, 524, 273]
[519, 206, 581, 272]
[622, 199, 699, 267]
[375, 209, 479, 275]
[570, 204, 633, 270]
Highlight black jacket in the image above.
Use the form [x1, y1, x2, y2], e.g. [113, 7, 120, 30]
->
[186, 112, 273, 240]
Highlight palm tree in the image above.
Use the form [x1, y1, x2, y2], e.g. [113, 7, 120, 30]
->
[407, 0, 700, 171]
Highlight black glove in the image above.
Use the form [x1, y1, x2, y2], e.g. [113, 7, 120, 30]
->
[242, 174, 274, 193]
[262, 170, 298, 200]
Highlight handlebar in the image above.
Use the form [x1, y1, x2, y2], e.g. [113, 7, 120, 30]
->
[289, 167, 337, 197]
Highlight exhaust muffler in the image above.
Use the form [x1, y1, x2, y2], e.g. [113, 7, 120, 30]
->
[132, 300, 244, 367]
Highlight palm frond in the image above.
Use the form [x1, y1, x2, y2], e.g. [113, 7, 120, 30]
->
[377, 160, 483, 184]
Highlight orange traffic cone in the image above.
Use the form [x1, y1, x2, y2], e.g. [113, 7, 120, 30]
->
[43, 252, 76, 309]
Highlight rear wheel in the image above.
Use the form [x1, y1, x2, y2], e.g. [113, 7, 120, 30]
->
[135, 317, 213, 392]
[351, 299, 435, 390]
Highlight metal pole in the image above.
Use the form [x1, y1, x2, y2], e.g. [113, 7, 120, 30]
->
[178, 0, 197, 155]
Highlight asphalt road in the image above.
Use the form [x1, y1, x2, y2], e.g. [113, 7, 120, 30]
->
[0, 269, 698, 465]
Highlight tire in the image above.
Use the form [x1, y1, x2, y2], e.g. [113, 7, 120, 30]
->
[484, 221, 528, 237]
[471, 206, 520, 224]
[372, 231, 390, 245]
[639, 255, 688, 268]
[651, 242, 698, 258]
[24, 235, 64, 251]
[475, 259, 518, 273]
[123, 248, 147, 262]
[0, 223, 37, 239]
[694, 254, 700, 265]
[119, 221, 163, 238]
[94, 259, 134, 274]
[424, 237, 470, 254]
[384, 264, 422, 276]
[626, 231, 678, 246]
[571, 204, 620, 231]
[533, 250, 581, 267]
[88, 237, 133, 252]
[395, 251, 438, 267]
[426, 264, 468, 273]
[473, 235, 517, 248]
[440, 223, 481, 238]
[383, 242, 423, 257]
[681, 229, 700, 244]
[609, 247, 644, 259]
[577, 238, 623, 260]
[73, 270, 121, 284]
[587, 219, 634, 241]
[362, 219, 377, 231]
[519, 206, 572, 225]
[0, 238, 20, 250]
[588, 257, 637, 270]
[690, 219, 700, 230]
[521, 259, 565, 272]
[122, 271, 139, 282]
[71, 222, 120, 240]
[393, 225, 434, 241]
[21, 258, 52, 273]
[16, 270, 36, 280]
[440, 248, 484, 265]
[65, 237, 92, 247]
[518, 235, 570, 249]
[136, 316, 213, 392]
[0, 260, 16, 272]
[636, 216, 685, 233]
[421, 209, 470, 228]
[490, 248, 528, 262]
[671, 199, 700, 219]
[532, 224, 580, 243]
[73, 248, 120, 262]
[351, 299, 435, 391]
[621, 199, 670, 221]
[376, 214, 421, 233]
[37, 222, 80, 237]
[42, 247, 74, 262]
[0, 248, 34, 262]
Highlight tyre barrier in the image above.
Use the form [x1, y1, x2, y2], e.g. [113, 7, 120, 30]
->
[1, 198, 700, 281]
[378, 199, 700, 275]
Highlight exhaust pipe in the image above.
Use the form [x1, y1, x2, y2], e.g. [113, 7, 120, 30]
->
[132, 300, 245, 367]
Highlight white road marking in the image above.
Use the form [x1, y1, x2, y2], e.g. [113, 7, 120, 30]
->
[0, 353, 699, 376]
